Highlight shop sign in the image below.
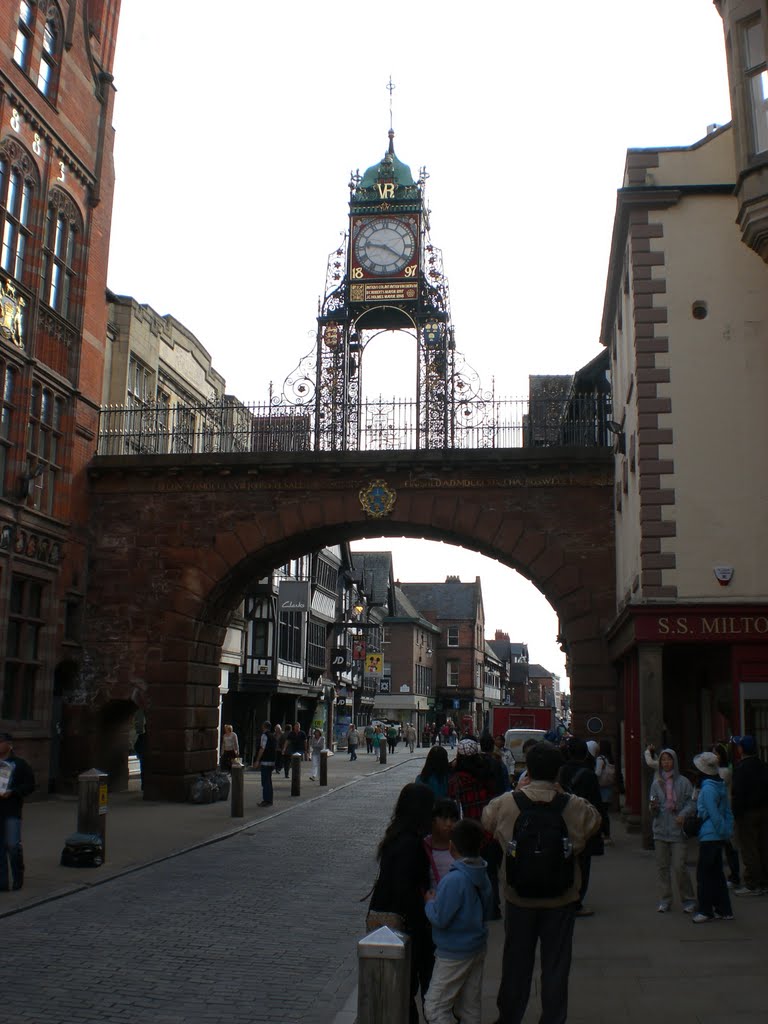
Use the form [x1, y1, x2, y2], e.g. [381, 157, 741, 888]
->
[639, 612, 768, 642]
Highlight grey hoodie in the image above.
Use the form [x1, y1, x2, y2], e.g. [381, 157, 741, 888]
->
[648, 748, 695, 842]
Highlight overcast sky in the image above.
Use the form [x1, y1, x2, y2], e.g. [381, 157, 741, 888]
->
[106, 1, 732, 685]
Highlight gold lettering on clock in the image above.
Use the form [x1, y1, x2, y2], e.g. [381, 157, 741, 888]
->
[376, 183, 395, 199]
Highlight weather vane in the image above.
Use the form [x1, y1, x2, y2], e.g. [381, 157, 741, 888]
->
[387, 76, 395, 132]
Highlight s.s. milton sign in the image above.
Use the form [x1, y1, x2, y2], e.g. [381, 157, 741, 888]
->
[636, 610, 768, 642]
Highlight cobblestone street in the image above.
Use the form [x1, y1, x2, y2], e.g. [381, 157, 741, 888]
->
[4, 762, 413, 1024]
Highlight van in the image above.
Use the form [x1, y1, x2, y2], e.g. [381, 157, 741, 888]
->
[504, 728, 547, 770]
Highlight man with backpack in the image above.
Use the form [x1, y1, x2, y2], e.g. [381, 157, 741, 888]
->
[482, 740, 601, 1024]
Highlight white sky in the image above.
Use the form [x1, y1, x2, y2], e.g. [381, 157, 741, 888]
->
[106, 1, 732, 686]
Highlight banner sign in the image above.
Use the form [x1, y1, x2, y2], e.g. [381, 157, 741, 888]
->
[278, 580, 310, 613]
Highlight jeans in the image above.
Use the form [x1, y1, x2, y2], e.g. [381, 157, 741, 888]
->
[349, 744, 358, 761]
[0, 816, 23, 889]
[696, 840, 732, 917]
[655, 839, 695, 904]
[498, 902, 575, 1024]
[260, 765, 274, 805]
[424, 950, 485, 1024]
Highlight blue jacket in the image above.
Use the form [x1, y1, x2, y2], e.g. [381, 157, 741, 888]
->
[424, 857, 493, 959]
[697, 776, 734, 842]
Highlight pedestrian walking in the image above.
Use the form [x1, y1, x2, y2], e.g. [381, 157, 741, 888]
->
[347, 723, 360, 761]
[416, 745, 451, 801]
[364, 723, 375, 755]
[286, 722, 308, 766]
[253, 721, 276, 807]
[648, 748, 697, 913]
[559, 736, 604, 916]
[423, 818, 494, 1024]
[309, 728, 325, 780]
[387, 724, 399, 755]
[595, 739, 617, 842]
[220, 723, 239, 771]
[482, 740, 601, 1024]
[404, 722, 417, 753]
[0, 732, 35, 892]
[730, 735, 768, 896]
[691, 750, 735, 923]
[273, 724, 285, 776]
[368, 783, 435, 1024]
[372, 725, 382, 761]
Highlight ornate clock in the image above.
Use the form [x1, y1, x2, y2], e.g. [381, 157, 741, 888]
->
[352, 216, 417, 277]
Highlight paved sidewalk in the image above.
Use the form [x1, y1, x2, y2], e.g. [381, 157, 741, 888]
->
[1, 745, 420, 919]
[337, 826, 768, 1024]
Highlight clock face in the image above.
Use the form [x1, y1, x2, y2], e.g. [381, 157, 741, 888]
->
[354, 217, 417, 276]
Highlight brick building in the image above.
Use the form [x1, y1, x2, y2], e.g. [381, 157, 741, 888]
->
[0, 1, 121, 792]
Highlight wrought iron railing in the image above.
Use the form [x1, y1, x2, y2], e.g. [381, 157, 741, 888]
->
[96, 394, 612, 456]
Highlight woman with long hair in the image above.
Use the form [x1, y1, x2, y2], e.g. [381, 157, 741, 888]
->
[416, 744, 450, 799]
[368, 783, 435, 1023]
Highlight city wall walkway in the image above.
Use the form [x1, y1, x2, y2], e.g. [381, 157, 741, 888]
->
[5, 749, 767, 1024]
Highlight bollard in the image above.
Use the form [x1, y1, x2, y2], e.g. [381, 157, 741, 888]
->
[357, 927, 411, 1024]
[230, 759, 244, 817]
[320, 749, 329, 787]
[291, 752, 302, 796]
[379, 741, 387, 765]
[77, 768, 108, 860]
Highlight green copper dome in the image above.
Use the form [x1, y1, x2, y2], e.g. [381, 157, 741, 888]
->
[359, 130, 415, 188]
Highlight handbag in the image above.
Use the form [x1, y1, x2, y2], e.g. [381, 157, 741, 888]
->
[682, 814, 703, 838]
[365, 910, 405, 932]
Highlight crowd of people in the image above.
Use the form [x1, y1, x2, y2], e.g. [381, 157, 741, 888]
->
[366, 729, 768, 1024]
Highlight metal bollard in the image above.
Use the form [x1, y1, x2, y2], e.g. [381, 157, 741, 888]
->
[77, 768, 108, 860]
[291, 752, 302, 796]
[379, 741, 387, 765]
[320, 749, 329, 786]
[230, 759, 244, 817]
[357, 927, 411, 1024]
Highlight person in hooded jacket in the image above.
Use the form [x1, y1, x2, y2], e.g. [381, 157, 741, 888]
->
[691, 750, 735, 923]
[423, 818, 494, 1024]
[648, 748, 696, 913]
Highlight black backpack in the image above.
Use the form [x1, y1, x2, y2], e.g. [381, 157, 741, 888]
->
[505, 792, 574, 898]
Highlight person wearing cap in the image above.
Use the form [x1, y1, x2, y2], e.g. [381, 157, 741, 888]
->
[0, 732, 36, 892]
[730, 735, 768, 896]
[691, 750, 734, 923]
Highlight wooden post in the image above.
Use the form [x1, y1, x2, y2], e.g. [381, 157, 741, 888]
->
[320, 749, 329, 786]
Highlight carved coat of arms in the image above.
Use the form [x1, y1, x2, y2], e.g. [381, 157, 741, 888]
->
[359, 479, 397, 519]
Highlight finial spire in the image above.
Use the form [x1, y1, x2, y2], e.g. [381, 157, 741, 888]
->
[387, 76, 395, 153]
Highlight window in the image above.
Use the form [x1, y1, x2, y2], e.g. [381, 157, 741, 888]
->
[37, 4, 63, 100]
[446, 661, 459, 687]
[278, 611, 302, 663]
[743, 16, 768, 154]
[26, 380, 65, 515]
[2, 575, 45, 721]
[446, 625, 459, 647]
[0, 359, 18, 497]
[0, 151, 34, 283]
[13, 2, 35, 72]
[41, 191, 81, 322]
[307, 621, 327, 669]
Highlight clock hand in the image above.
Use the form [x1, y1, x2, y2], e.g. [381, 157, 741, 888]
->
[367, 242, 402, 258]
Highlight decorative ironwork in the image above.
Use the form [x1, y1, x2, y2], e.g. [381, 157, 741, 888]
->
[96, 394, 612, 456]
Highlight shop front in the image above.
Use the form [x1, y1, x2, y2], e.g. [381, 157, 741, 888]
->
[609, 605, 768, 837]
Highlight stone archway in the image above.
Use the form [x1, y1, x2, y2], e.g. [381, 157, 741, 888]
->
[84, 447, 614, 798]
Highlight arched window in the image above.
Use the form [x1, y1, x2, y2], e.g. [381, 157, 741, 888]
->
[0, 141, 37, 285]
[12, 1, 35, 73]
[41, 189, 81, 323]
[37, 3, 63, 100]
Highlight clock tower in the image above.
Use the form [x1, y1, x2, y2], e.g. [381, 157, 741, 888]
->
[283, 128, 458, 451]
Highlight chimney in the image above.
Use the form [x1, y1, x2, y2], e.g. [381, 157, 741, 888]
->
[445, 575, 461, 583]
[495, 630, 509, 641]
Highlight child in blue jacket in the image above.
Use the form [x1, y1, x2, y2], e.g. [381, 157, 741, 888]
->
[692, 750, 734, 923]
[423, 818, 494, 1024]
